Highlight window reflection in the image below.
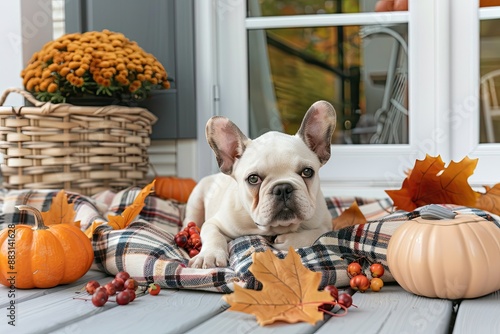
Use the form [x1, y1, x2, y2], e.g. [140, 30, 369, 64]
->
[480, 19, 500, 143]
[247, 0, 409, 144]
[248, 0, 408, 16]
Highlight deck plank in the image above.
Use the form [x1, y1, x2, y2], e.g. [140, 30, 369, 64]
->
[452, 290, 500, 334]
[315, 285, 454, 334]
[51, 290, 227, 334]
[184, 306, 326, 334]
[1, 272, 114, 333]
[5, 272, 499, 333]
[0, 270, 107, 307]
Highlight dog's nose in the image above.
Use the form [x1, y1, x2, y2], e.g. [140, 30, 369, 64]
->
[272, 183, 294, 201]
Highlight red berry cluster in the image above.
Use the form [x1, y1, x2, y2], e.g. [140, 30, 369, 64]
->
[81, 271, 138, 307]
[347, 261, 385, 293]
[320, 285, 354, 313]
[319, 260, 385, 317]
[174, 222, 202, 257]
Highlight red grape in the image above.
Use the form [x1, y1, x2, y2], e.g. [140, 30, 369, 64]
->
[337, 293, 353, 308]
[104, 282, 117, 296]
[92, 287, 108, 307]
[175, 234, 188, 248]
[112, 277, 125, 291]
[324, 285, 339, 301]
[127, 289, 136, 302]
[124, 278, 138, 290]
[85, 280, 100, 295]
[116, 290, 131, 305]
[115, 271, 130, 281]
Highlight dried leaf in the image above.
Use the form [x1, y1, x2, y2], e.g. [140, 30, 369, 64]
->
[332, 201, 367, 230]
[223, 248, 331, 326]
[386, 155, 480, 211]
[475, 184, 500, 215]
[107, 180, 155, 230]
[84, 221, 105, 239]
[41, 190, 79, 227]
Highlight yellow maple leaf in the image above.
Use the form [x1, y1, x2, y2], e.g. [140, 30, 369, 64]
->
[84, 221, 105, 238]
[40, 190, 80, 227]
[332, 201, 367, 230]
[385, 155, 480, 211]
[107, 180, 155, 230]
[223, 248, 332, 326]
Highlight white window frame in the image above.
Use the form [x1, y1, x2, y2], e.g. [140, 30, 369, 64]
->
[452, 3, 500, 187]
[195, 0, 500, 196]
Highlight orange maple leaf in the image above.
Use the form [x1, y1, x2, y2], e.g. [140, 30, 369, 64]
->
[40, 190, 80, 227]
[385, 155, 480, 211]
[107, 180, 155, 230]
[475, 184, 500, 215]
[223, 248, 332, 326]
[332, 201, 367, 230]
[84, 221, 105, 239]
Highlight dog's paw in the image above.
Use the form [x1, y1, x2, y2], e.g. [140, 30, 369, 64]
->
[188, 249, 228, 268]
[274, 231, 315, 250]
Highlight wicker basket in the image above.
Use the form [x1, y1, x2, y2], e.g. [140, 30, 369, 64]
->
[0, 88, 158, 195]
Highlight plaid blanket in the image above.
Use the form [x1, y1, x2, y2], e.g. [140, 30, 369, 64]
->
[1, 188, 499, 293]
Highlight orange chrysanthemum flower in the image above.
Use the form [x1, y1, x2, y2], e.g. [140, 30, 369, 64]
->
[21, 29, 171, 104]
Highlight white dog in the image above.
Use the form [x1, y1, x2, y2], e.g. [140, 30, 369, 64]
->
[184, 101, 336, 268]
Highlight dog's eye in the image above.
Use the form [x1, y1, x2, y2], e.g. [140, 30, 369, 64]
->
[247, 174, 261, 185]
[301, 168, 314, 178]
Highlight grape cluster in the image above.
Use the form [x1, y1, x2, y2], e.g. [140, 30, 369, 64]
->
[320, 285, 353, 312]
[174, 222, 202, 257]
[347, 261, 385, 293]
[81, 271, 141, 307]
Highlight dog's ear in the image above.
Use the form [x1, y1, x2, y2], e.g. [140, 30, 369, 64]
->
[296, 101, 336, 165]
[206, 116, 249, 174]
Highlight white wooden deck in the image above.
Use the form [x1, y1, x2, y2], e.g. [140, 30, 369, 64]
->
[1, 270, 498, 333]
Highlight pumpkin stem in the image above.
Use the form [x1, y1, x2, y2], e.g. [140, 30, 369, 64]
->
[16, 205, 49, 230]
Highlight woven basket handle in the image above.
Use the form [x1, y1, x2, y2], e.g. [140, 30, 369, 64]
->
[0, 87, 45, 107]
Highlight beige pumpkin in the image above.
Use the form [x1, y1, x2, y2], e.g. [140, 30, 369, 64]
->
[387, 214, 500, 299]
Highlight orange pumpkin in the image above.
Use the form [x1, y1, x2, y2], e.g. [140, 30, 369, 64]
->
[0, 205, 94, 289]
[480, 0, 500, 7]
[375, 0, 394, 12]
[393, 0, 408, 11]
[154, 176, 197, 203]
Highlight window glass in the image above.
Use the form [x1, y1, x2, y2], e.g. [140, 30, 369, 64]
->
[247, 2, 409, 144]
[479, 18, 500, 143]
[248, 0, 408, 16]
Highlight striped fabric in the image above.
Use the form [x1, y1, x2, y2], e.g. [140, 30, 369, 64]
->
[1, 188, 499, 293]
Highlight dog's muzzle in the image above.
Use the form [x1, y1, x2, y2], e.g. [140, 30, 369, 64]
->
[272, 183, 294, 201]
[270, 183, 298, 222]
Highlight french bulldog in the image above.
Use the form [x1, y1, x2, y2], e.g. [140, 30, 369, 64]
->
[184, 100, 336, 268]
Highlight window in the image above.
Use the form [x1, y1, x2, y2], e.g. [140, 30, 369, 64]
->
[52, 0, 65, 39]
[247, 1, 409, 146]
[197, 0, 448, 196]
[479, 9, 500, 143]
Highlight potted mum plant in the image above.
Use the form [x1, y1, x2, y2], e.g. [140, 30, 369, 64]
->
[21, 29, 171, 105]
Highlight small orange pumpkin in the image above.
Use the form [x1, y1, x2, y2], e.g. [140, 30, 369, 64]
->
[0, 205, 94, 289]
[387, 214, 500, 299]
[375, 0, 394, 12]
[480, 0, 500, 7]
[154, 176, 197, 203]
[393, 0, 408, 11]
